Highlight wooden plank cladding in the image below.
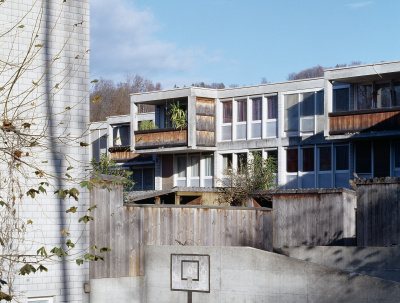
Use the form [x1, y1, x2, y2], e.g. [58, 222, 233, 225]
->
[196, 97, 215, 116]
[196, 97, 216, 146]
[90, 181, 273, 279]
[329, 109, 400, 135]
[134, 127, 187, 149]
[109, 151, 135, 161]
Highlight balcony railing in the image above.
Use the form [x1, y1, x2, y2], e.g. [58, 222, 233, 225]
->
[134, 127, 188, 149]
[108, 146, 135, 161]
[329, 107, 400, 135]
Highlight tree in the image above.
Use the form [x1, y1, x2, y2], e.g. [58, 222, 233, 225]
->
[0, 1, 103, 301]
[217, 153, 277, 206]
[90, 74, 162, 122]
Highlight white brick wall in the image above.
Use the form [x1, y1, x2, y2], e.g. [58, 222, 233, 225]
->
[0, 1, 90, 302]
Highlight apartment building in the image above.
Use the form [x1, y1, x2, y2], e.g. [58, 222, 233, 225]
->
[91, 61, 400, 193]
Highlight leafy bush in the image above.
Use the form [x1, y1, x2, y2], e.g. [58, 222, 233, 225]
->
[217, 153, 277, 206]
[138, 120, 158, 130]
[91, 154, 135, 191]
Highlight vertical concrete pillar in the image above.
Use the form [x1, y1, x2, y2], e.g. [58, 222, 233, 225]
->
[131, 102, 138, 151]
[324, 80, 333, 137]
[188, 91, 196, 148]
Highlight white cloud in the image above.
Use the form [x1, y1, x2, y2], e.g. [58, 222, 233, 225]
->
[90, 0, 206, 81]
[345, 1, 373, 9]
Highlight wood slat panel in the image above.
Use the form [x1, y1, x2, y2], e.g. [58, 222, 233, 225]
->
[330, 110, 400, 135]
[135, 129, 187, 149]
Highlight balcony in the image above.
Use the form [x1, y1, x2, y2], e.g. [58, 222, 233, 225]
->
[329, 107, 400, 135]
[134, 127, 188, 150]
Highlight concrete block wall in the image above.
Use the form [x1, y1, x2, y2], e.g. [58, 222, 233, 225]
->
[0, 1, 90, 302]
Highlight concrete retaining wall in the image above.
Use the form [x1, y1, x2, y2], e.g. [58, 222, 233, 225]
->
[90, 245, 400, 303]
[283, 246, 400, 283]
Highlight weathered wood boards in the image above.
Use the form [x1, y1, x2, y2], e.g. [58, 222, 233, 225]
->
[90, 182, 273, 279]
[271, 189, 357, 249]
[134, 128, 187, 149]
[329, 109, 400, 135]
[196, 97, 216, 146]
[356, 178, 400, 247]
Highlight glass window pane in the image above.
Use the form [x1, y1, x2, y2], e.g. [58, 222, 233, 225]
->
[357, 85, 373, 110]
[316, 91, 324, 115]
[252, 98, 262, 121]
[267, 95, 278, 119]
[237, 100, 247, 122]
[319, 146, 331, 171]
[143, 168, 154, 190]
[301, 92, 315, 117]
[376, 83, 391, 108]
[356, 142, 371, 173]
[335, 145, 349, 171]
[302, 148, 314, 172]
[237, 153, 247, 173]
[191, 156, 200, 177]
[204, 155, 214, 176]
[222, 154, 232, 171]
[394, 82, 400, 107]
[223, 102, 232, 123]
[285, 94, 298, 131]
[287, 149, 298, 172]
[394, 142, 400, 168]
[177, 156, 187, 177]
[268, 150, 278, 173]
[333, 88, 349, 112]
[113, 125, 130, 147]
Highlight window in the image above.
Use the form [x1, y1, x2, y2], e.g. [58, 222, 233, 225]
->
[204, 155, 214, 176]
[222, 154, 232, 171]
[252, 98, 262, 121]
[237, 100, 247, 122]
[222, 101, 232, 141]
[335, 145, 349, 171]
[356, 142, 371, 174]
[131, 168, 155, 191]
[357, 85, 373, 110]
[113, 124, 130, 147]
[316, 90, 325, 133]
[395, 142, 400, 168]
[302, 148, 314, 172]
[333, 88, 349, 112]
[287, 149, 298, 172]
[223, 102, 232, 123]
[191, 156, 200, 177]
[376, 83, 391, 108]
[394, 82, 400, 106]
[300, 92, 315, 132]
[177, 156, 187, 178]
[267, 96, 278, 119]
[319, 146, 331, 171]
[237, 153, 247, 173]
[284, 94, 298, 132]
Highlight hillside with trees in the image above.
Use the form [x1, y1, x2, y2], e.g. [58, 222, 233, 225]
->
[90, 74, 161, 122]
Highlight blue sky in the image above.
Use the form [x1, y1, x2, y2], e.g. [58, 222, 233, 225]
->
[91, 0, 400, 89]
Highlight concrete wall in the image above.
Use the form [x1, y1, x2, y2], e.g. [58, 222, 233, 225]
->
[90, 245, 400, 303]
[0, 1, 90, 302]
[283, 246, 400, 284]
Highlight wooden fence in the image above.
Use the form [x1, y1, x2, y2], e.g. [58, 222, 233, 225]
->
[90, 181, 273, 279]
[270, 188, 357, 249]
[356, 178, 400, 247]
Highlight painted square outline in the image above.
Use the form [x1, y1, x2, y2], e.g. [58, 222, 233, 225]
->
[181, 260, 200, 281]
[170, 254, 210, 293]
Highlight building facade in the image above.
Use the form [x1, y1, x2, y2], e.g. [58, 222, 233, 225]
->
[91, 61, 400, 196]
